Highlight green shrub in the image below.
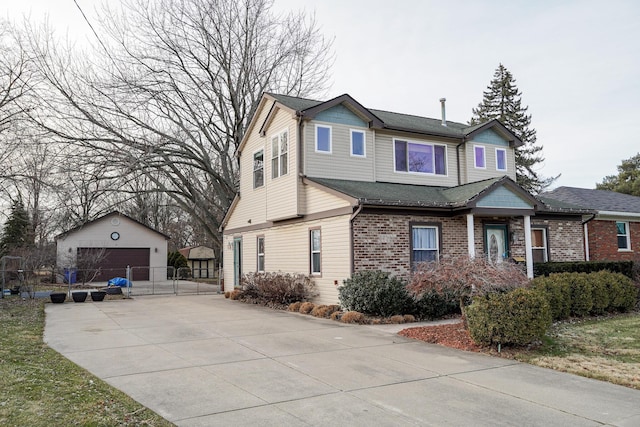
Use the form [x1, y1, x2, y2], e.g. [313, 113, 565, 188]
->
[589, 272, 610, 315]
[569, 273, 593, 317]
[339, 271, 413, 317]
[599, 271, 638, 312]
[413, 289, 459, 320]
[466, 288, 552, 347]
[531, 274, 571, 320]
[534, 261, 634, 278]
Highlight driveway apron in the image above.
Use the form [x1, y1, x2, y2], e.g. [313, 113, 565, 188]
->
[44, 295, 640, 426]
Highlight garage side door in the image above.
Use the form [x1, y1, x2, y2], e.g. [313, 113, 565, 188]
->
[77, 248, 150, 282]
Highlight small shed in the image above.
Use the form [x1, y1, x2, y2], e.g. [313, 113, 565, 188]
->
[179, 246, 216, 278]
[56, 211, 170, 282]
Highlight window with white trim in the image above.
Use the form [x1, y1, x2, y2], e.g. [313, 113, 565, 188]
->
[531, 228, 548, 262]
[394, 140, 446, 175]
[253, 150, 264, 188]
[271, 130, 288, 178]
[315, 125, 332, 153]
[256, 236, 265, 272]
[616, 221, 631, 250]
[350, 129, 366, 157]
[496, 148, 507, 171]
[310, 228, 321, 274]
[411, 224, 440, 265]
[474, 145, 486, 169]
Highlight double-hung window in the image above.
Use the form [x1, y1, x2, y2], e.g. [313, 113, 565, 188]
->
[256, 236, 265, 272]
[394, 140, 446, 175]
[351, 130, 366, 157]
[310, 228, 321, 275]
[315, 125, 332, 153]
[253, 150, 264, 188]
[531, 228, 548, 262]
[474, 145, 486, 169]
[411, 224, 440, 266]
[496, 148, 507, 171]
[616, 221, 631, 250]
[271, 130, 288, 178]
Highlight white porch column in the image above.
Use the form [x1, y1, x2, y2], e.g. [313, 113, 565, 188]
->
[466, 214, 475, 258]
[583, 222, 590, 261]
[523, 215, 534, 278]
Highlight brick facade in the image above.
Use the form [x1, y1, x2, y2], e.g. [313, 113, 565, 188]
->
[352, 212, 585, 278]
[587, 219, 640, 261]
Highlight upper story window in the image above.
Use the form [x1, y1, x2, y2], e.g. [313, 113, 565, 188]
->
[411, 224, 440, 266]
[315, 125, 332, 153]
[616, 221, 631, 250]
[350, 129, 366, 157]
[253, 150, 264, 188]
[474, 145, 486, 169]
[496, 148, 507, 171]
[271, 130, 288, 179]
[394, 140, 446, 175]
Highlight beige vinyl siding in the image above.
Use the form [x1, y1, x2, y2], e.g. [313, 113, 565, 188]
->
[222, 214, 352, 304]
[374, 132, 458, 186]
[265, 109, 299, 221]
[304, 121, 375, 182]
[465, 142, 517, 183]
[304, 183, 352, 214]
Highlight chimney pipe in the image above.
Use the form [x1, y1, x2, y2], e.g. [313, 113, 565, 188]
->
[439, 98, 447, 127]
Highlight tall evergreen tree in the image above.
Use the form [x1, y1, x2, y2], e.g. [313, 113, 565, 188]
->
[596, 153, 640, 196]
[470, 64, 553, 194]
[0, 199, 32, 257]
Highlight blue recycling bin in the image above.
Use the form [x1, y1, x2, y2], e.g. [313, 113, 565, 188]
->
[64, 268, 77, 284]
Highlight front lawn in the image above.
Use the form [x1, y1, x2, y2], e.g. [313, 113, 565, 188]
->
[0, 297, 174, 426]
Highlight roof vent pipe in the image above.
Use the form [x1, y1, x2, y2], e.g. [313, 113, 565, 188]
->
[439, 98, 447, 127]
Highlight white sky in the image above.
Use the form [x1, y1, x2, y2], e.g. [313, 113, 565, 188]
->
[5, 0, 640, 189]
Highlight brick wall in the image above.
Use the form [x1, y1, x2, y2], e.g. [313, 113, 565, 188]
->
[352, 212, 585, 279]
[587, 219, 639, 261]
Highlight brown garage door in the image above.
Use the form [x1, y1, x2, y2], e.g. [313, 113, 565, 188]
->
[77, 248, 150, 282]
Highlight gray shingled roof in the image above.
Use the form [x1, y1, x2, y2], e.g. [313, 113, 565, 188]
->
[307, 177, 504, 208]
[542, 187, 640, 214]
[268, 93, 483, 140]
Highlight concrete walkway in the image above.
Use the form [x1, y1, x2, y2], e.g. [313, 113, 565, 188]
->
[44, 295, 640, 426]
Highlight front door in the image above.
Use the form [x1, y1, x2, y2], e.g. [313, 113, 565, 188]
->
[233, 237, 242, 287]
[484, 224, 509, 264]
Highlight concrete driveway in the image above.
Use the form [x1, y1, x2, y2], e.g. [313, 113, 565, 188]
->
[44, 295, 640, 426]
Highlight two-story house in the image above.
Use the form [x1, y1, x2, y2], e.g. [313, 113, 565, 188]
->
[221, 93, 587, 304]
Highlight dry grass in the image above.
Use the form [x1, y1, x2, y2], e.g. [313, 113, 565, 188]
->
[288, 301, 302, 312]
[340, 311, 367, 324]
[299, 302, 315, 314]
[388, 315, 405, 324]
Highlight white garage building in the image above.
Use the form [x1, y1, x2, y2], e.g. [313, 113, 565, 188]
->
[56, 211, 169, 282]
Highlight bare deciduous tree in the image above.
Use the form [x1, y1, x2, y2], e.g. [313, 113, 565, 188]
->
[26, 0, 333, 254]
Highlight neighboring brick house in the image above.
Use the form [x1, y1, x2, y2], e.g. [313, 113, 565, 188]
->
[542, 187, 640, 262]
[221, 93, 587, 304]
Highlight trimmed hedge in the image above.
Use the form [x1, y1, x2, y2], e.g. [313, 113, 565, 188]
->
[339, 271, 412, 317]
[466, 288, 552, 347]
[533, 261, 634, 279]
[531, 271, 638, 320]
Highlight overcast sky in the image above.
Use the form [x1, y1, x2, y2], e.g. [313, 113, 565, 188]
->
[5, 0, 639, 189]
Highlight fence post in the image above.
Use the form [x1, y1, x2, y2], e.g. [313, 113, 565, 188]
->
[126, 265, 131, 298]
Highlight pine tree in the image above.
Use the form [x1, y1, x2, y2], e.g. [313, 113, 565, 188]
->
[0, 199, 32, 257]
[470, 64, 554, 194]
[596, 153, 640, 196]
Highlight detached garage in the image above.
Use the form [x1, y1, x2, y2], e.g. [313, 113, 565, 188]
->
[56, 211, 170, 283]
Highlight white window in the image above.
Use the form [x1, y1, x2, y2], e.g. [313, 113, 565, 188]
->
[474, 145, 486, 169]
[253, 150, 264, 188]
[315, 125, 332, 153]
[394, 140, 447, 175]
[616, 221, 631, 250]
[496, 148, 507, 171]
[257, 236, 265, 272]
[531, 228, 548, 262]
[271, 130, 288, 178]
[411, 225, 439, 265]
[350, 129, 366, 157]
[310, 228, 321, 274]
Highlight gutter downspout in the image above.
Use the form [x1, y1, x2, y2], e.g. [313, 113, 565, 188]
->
[456, 138, 466, 186]
[582, 214, 596, 261]
[297, 114, 304, 215]
[350, 203, 364, 275]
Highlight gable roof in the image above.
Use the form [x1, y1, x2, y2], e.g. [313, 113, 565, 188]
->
[56, 211, 171, 240]
[265, 93, 522, 146]
[542, 187, 640, 214]
[306, 176, 538, 211]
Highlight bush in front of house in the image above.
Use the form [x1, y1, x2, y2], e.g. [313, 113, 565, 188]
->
[466, 288, 552, 347]
[533, 260, 634, 279]
[532, 271, 638, 320]
[339, 270, 414, 317]
[241, 272, 317, 304]
[412, 289, 460, 320]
